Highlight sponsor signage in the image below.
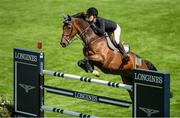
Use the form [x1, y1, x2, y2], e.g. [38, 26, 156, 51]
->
[133, 69, 170, 117]
[13, 48, 170, 117]
[14, 48, 44, 117]
[75, 92, 98, 102]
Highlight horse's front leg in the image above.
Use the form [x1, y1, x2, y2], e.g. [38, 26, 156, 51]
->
[78, 47, 95, 74]
[77, 58, 94, 73]
[87, 54, 104, 77]
[78, 54, 104, 77]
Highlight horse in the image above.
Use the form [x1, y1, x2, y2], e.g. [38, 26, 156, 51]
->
[60, 14, 157, 100]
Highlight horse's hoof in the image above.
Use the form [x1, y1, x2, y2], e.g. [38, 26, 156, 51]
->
[77, 60, 84, 66]
[92, 70, 100, 77]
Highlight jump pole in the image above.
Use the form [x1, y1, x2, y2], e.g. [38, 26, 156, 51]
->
[41, 105, 97, 118]
[42, 70, 132, 91]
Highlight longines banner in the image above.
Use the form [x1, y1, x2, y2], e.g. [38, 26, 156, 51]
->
[14, 48, 44, 117]
[133, 69, 170, 117]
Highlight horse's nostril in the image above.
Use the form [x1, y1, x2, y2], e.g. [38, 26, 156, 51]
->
[61, 42, 66, 47]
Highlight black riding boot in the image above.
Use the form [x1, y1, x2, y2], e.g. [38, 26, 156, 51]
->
[117, 42, 130, 64]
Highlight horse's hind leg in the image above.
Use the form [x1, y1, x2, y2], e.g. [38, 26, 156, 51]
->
[121, 76, 133, 101]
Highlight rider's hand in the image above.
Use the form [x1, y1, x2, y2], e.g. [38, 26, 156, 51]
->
[104, 32, 109, 37]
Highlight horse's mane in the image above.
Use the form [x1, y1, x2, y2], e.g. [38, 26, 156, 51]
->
[71, 12, 87, 20]
[71, 12, 90, 28]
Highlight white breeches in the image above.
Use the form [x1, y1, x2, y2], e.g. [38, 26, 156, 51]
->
[114, 24, 121, 44]
[114, 24, 129, 52]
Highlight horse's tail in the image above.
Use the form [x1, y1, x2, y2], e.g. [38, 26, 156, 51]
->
[144, 59, 173, 98]
[144, 60, 157, 71]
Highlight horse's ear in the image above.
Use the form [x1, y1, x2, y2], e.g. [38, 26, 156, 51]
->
[63, 15, 69, 22]
[63, 15, 71, 24]
[67, 15, 71, 21]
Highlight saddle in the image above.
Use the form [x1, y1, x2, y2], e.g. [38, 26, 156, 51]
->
[106, 36, 129, 52]
[106, 36, 118, 51]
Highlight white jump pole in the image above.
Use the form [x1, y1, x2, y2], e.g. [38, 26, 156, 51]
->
[41, 105, 98, 118]
[42, 70, 132, 91]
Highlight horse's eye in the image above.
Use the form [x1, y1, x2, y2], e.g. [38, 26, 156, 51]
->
[67, 26, 71, 29]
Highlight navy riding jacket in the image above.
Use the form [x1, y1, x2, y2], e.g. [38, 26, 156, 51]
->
[90, 16, 117, 36]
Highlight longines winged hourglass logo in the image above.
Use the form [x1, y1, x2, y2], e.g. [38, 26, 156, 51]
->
[19, 84, 35, 93]
[139, 107, 159, 117]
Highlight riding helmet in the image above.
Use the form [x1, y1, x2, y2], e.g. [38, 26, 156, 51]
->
[86, 7, 98, 17]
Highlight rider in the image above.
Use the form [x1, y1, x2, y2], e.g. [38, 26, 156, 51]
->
[86, 7, 129, 64]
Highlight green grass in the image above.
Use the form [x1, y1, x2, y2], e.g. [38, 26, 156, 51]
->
[0, 0, 180, 117]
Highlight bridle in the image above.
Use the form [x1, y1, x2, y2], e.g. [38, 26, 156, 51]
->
[62, 20, 91, 46]
[62, 23, 74, 44]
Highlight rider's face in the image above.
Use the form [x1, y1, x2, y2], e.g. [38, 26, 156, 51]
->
[88, 15, 95, 22]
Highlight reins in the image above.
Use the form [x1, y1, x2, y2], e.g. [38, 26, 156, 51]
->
[75, 24, 91, 47]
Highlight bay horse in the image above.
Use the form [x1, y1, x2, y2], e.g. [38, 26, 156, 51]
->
[60, 14, 157, 100]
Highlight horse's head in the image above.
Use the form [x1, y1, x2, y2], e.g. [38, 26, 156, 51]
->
[60, 15, 78, 48]
[60, 13, 94, 48]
